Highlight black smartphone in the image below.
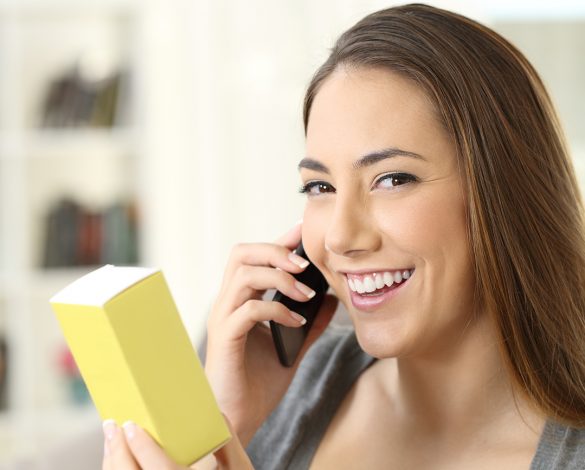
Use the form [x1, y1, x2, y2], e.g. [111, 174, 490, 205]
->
[270, 241, 328, 367]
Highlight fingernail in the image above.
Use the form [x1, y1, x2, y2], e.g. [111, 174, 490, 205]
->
[295, 281, 316, 299]
[288, 252, 309, 269]
[290, 312, 307, 325]
[102, 419, 117, 441]
[123, 421, 137, 441]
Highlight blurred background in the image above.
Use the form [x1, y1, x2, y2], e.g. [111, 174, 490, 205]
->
[0, 0, 583, 467]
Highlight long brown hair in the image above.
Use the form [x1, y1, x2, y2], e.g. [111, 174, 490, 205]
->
[303, 3, 585, 427]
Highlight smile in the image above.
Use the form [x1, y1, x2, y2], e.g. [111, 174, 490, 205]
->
[345, 269, 414, 294]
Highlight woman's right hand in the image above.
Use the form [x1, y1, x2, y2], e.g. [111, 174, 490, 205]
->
[204, 222, 338, 447]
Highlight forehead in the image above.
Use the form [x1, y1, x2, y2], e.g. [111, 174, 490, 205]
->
[305, 67, 448, 161]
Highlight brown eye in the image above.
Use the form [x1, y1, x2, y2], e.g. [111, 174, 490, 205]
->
[299, 181, 335, 196]
[375, 172, 417, 190]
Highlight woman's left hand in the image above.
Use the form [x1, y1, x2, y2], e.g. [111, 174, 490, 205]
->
[102, 419, 253, 470]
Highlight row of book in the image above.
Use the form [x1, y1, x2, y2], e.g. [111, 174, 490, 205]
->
[42, 198, 139, 268]
[40, 66, 124, 128]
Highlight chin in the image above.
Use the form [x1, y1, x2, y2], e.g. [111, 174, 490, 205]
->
[351, 321, 409, 359]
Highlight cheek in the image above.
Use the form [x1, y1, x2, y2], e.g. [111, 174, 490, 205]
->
[374, 186, 468, 262]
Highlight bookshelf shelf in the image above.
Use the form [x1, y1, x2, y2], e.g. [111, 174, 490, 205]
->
[30, 267, 95, 293]
[0, 269, 93, 320]
[27, 128, 134, 155]
[0, 131, 136, 162]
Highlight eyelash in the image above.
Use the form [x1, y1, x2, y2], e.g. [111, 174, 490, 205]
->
[298, 172, 418, 196]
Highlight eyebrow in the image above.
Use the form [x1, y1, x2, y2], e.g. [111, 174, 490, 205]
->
[297, 147, 426, 174]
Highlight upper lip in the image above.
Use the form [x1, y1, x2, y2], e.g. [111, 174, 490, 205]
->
[338, 267, 414, 275]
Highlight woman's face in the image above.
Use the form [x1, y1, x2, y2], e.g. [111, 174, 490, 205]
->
[301, 67, 477, 358]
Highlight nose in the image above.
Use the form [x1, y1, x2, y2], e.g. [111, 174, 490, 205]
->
[324, 195, 381, 258]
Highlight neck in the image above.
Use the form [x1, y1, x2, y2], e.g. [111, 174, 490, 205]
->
[374, 313, 544, 440]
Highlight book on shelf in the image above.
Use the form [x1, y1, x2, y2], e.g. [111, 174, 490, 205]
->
[43, 198, 80, 268]
[49, 265, 231, 465]
[40, 65, 124, 128]
[42, 198, 139, 268]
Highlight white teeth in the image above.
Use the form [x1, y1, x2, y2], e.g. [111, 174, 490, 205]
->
[347, 269, 414, 293]
[363, 276, 376, 293]
[375, 274, 385, 289]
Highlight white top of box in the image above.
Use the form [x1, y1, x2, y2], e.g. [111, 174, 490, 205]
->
[50, 264, 159, 306]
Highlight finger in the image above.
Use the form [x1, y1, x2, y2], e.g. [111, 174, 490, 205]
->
[215, 266, 316, 318]
[102, 420, 140, 470]
[222, 299, 307, 341]
[222, 242, 308, 285]
[273, 220, 302, 248]
[123, 421, 183, 470]
[217, 242, 309, 301]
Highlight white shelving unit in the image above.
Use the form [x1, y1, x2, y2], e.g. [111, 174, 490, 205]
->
[0, 1, 142, 464]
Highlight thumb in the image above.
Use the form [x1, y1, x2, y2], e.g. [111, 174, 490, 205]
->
[122, 421, 184, 470]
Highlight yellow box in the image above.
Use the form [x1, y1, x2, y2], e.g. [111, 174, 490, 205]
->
[50, 265, 230, 466]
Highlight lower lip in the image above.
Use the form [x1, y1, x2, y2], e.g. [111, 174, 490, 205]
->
[349, 274, 413, 312]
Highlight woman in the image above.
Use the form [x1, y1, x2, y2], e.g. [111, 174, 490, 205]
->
[102, 4, 585, 469]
